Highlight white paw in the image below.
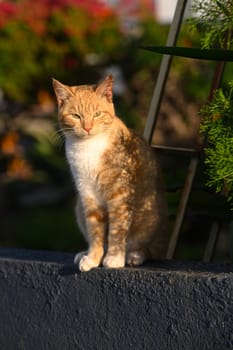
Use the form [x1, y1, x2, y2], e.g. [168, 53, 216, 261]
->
[79, 255, 100, 272]
[74, 251, 86, 265]
[103, 254, 125, 269]
[127, 251, 145, 266]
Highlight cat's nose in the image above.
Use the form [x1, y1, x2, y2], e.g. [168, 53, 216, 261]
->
[84, 126, 92, 133]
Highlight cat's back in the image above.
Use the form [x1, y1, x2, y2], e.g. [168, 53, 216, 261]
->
[104, 120, 158, 177]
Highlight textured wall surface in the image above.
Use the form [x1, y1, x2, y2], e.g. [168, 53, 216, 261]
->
[0, 248, 233, 350]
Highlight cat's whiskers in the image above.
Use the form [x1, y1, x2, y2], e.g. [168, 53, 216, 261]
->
[51, 131, 64, 149]
[52, 128, 73, 149]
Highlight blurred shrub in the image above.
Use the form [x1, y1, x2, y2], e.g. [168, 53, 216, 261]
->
[200, 82, 233, 205]
[0, 1, 205, 103]
[189, 0, 233, 49]
[0, 0, 122, 102]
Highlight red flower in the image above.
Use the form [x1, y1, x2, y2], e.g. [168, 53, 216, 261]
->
[0, 0, 115, 34]
[0, 2, 17, 28]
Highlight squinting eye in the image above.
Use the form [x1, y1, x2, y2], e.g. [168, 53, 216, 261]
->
[94, 111, 102, 118]
[71, 113, 81, 119]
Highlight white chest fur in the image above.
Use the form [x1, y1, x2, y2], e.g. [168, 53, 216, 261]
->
[65, 134, 109, 192]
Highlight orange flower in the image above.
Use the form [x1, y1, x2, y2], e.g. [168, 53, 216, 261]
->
[0, 131, 20, 156]
[7, 156, 33, 180]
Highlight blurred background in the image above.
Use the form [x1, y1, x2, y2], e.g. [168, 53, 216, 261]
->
[0, 0, 232, 260]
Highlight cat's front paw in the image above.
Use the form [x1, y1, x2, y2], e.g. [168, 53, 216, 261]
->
[74, 251, 86, 265]
[103, 254, 125, 269]
[79, 255, 100, 272]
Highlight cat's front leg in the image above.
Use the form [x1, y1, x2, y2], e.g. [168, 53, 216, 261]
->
[103, 192, 132, 269]
[75, 197, 106, 272]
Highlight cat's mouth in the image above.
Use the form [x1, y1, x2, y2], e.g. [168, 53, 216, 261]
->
[74, 130, 95, 138]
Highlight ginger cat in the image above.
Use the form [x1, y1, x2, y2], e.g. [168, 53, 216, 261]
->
[53, 76, 168, 271]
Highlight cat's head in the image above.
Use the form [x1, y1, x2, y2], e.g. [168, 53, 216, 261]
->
[52, 75, 115, 138]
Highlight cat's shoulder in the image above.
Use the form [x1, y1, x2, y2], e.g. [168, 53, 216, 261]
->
[117, 122, 151, 152]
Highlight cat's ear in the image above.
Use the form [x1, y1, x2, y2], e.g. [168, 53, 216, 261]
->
[95, 75, 113, 102]
[52, 78, 74, 107]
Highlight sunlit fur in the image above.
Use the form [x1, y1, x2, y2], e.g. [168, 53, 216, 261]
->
[53, 76, 168, 272]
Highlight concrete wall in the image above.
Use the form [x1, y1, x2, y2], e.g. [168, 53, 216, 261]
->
[0, 248, 233, 350]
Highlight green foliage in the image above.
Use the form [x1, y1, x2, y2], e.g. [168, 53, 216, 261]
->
[189, 0, 233, 49]
[200, 83, 233, 203]
[189, 0, 233, 206]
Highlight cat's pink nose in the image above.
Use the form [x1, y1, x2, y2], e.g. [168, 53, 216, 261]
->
[84, 126, 92, 133]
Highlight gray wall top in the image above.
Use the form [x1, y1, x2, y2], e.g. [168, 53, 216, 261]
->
[0, 248, 233, 350]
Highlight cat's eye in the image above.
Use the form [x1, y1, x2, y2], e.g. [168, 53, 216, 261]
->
[94, 111, 102, 118]
[71, 113, 81, 119]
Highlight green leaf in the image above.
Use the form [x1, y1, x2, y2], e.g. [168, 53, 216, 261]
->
[142, 46, 233, 62]
[216, 0, 230, 17]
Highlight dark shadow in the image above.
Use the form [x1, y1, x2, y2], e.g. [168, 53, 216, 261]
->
[142, 259, 233, 274]
[59, 264, 81, 276]
[0, 247, 74, 264]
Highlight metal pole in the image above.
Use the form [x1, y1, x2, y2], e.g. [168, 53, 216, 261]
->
[166, 157, 199, 259]
[203, 221, 222, 262]
[143, 0, 188, 143]
[167, 60, 226, 260]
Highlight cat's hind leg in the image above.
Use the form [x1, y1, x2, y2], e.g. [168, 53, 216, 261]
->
[126, 236, 150, 266]
[126, 250, 147, 266]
